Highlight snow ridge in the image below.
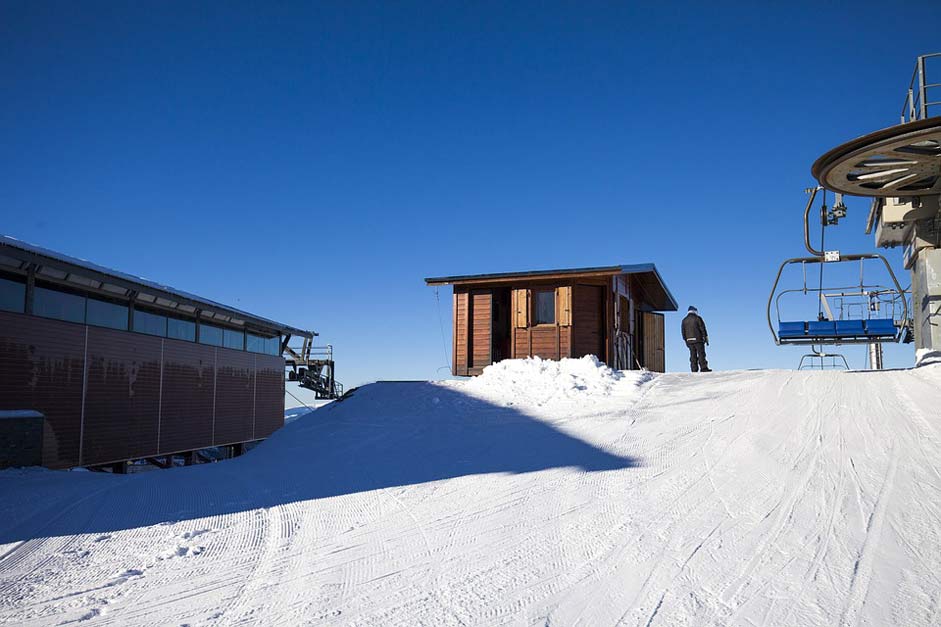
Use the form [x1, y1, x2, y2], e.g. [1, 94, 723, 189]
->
[448, 356, 655, 409]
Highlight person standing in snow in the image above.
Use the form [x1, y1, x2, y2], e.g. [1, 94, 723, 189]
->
[681, 306, 711, 372]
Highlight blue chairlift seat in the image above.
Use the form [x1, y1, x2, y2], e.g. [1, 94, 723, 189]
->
[779, 317, 897, 342]
[835, 320, 865, 337]
[865, 318, 896, 337]
[778, 321, 807, 338]
[808, 320, 837, 337]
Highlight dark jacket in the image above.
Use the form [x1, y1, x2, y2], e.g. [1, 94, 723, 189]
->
[681, 313, 708, 344]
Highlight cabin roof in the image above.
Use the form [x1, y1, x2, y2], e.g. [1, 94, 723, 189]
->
[425, 263, 678, 311]
[0, 234, 315, 338]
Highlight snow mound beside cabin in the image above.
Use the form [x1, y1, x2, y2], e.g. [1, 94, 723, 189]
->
[441, 356, 655, 409]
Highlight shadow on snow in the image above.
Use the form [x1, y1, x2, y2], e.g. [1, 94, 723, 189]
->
[0, 382, 638, 542]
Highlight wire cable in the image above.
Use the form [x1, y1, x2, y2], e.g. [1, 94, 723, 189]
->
[285, 386, 317, 414]
[434, 287, 453, 375]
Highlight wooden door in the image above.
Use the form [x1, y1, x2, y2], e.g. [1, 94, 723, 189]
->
[573, 285, 605, 360]
[642, 312, 665, 372]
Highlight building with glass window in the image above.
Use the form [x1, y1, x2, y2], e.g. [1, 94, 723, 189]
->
[0, 235, 314, 469]
[425, 265, 677, 376]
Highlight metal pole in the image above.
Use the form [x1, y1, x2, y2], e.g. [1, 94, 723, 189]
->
[803, 187, 824, 257]
[918, 55, 928, 121]
[869, 295, 883, 370]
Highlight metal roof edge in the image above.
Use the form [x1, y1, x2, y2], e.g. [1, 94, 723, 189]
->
[0, 234, 315, 339]
[424, 262, 678, 311]
[425, 265, 625, 285]
[619, 263, 679, 311]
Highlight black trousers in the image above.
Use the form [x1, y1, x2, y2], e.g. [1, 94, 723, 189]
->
[687, 341, 709, 372]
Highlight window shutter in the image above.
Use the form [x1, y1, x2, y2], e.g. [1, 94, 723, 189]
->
[513, 289, 529, 328]
[558, 286, 572, 326]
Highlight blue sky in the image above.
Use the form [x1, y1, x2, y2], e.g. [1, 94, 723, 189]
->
[2, 2, 939, 386]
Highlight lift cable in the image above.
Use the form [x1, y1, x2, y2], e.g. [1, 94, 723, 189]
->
[285, 386, 317, 414]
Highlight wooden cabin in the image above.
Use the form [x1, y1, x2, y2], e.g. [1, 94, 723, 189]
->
[425, 264, 678, 376]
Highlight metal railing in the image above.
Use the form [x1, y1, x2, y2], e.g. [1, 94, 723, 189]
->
[284, 343, 343, 398]
[900, 53, 941, 123]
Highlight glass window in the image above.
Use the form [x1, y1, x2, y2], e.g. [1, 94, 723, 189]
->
[246, 333, 281, 355]
[199, 323, 223, 347]
[246, 333, 266, 353]
[34, 286, 86, 324]
[86, 298, 128, 330]
[223, 328, 244, 350]
[167, 317, 196, 342]
[133, 309, 167, 337]
[0, 276, 26, 313]
[534, 289, 556, 325]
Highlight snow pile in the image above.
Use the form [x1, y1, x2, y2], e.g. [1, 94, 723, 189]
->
[446, 355, 654, 408]
[915, 348, 941, 367]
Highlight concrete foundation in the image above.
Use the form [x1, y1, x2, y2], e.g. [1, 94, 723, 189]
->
[912, 247, 941, 352]
[0, 411, 44, 468]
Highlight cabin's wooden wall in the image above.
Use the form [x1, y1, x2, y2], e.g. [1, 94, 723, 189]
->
[470, 292, 492, 371]
[452, 288, 493, 375]
[449, 273, 668, 375]
[453, 290, 469, 375]
[513, 326, 571, 361]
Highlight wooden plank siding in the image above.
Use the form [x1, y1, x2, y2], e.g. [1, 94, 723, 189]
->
[470, 291, 492, 372]
[453, 290, 469, 375]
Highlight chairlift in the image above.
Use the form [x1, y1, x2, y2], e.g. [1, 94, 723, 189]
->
[767, 187, 908, 347]
[798, 348, 849, 371]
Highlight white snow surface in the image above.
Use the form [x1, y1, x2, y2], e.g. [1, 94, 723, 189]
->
[454, 355, 653, 404]
[284, 381, 333, 424]
[2, 359, 941, 626]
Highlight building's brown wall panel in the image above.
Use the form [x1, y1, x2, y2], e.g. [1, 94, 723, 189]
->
[0, 311, 85, 468]
[470, 291, 492, 371]
[214, 349, 255, 445]
[0, 310, 287, 468]
[83, 327, 162, 466]
[254, 354, 285, 439]
[160, 340, 215, 454]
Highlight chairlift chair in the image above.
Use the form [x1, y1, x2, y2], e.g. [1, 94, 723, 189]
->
[798, 348, 849, 370]
[768, 254, 907, 346]
[767, 186, 909, 348]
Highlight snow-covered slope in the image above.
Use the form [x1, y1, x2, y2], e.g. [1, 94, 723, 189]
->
[1, 358, 940, 626]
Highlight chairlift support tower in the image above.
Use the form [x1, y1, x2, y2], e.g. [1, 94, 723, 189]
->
[811, 53, 941, 357]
